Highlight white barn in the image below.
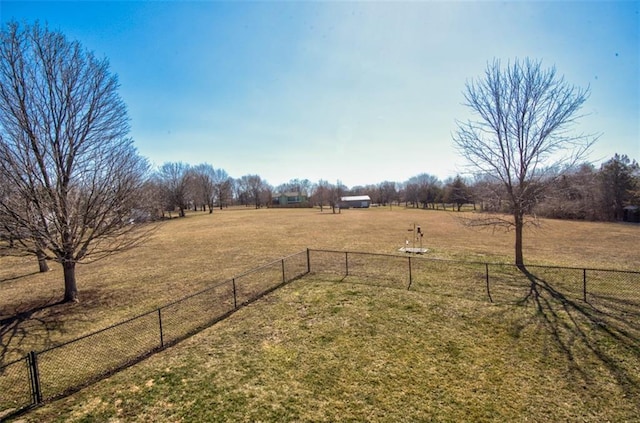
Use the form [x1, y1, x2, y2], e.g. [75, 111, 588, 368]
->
[340, 195, 371, 208]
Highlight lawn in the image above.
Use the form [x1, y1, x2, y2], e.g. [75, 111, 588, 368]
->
[15, 277, 640, 422]
[1, 207, 639, 421]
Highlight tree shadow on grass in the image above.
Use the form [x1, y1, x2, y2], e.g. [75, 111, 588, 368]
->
[0, 298, 67, 366]
[512, 268, 640, 402]
[0, 271, 40, 284]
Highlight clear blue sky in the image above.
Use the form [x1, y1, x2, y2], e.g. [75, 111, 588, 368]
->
[1, 1, 638, 188]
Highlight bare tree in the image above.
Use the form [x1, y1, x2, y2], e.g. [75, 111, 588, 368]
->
[190, 163, 216, 213]
[212, 168, 233, 209]
[276, 178, 312, 197]
[259, 182, 274, 208]
[237, 174, 267, 208]
[402, 180, 419, 208]
[377, 181, 398, 207]
[156, 162, 191, 217]
[470, 174, 508, 213]
[235, 176, 251, 206]
[329, 180, 347, 214]
[138, 178, 167, 220]
[406, 173, 441, 209]
[0, 22, 151, 302]
[312, 179, 330, 211]
[0, 183, 51, 272]
[453, 58, 595, 267]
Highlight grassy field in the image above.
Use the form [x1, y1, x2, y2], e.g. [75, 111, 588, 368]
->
[2, 207, 639, 421]
[14, 278, 640, 422]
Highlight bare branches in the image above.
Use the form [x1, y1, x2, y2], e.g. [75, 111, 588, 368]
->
[453, 58, 595, 266]
[0, 21, 149, 301]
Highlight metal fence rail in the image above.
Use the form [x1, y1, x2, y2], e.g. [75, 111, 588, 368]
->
[1, 248, 638, 419]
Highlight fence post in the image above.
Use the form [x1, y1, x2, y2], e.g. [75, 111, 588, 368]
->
[282, 259, 286, 283]
[485, 263, 493, 303]
[345, 252, 349, 277]
[407, 256, 413, 290]
[157, 308, 164, 349]
[28, 351, 42, 405]
[232, 278, 238, 309]
[306, 248, 311, 273]
[583, 269, 587, 302]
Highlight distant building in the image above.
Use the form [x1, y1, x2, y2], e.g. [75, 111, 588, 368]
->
[340, 195, 371, 209]
[273, 192, 309, 207]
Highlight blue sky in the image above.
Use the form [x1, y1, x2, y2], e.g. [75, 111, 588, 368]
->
[1, 1, 638, 188]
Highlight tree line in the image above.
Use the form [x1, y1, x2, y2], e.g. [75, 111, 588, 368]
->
[149, 153, 639, 222]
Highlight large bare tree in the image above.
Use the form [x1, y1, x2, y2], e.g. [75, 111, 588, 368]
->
[453, 58, 595, 267]
[0, 22, 150, 302]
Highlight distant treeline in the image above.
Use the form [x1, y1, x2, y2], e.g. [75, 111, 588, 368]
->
[148, 154, 638, 222]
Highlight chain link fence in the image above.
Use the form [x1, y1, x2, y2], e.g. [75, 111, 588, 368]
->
[0, 250, 309, 420]
[306, 249, 640, 309]
[0, 355, 33, 418]
[1, 248, 638, 419]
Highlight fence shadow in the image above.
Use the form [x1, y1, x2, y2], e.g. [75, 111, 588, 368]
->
[513, 268, 640, 400]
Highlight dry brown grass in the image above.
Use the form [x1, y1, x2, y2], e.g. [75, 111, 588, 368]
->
[2, 206, 639, 422]
[1, 206, 638, 364]
[17, 278, 640, 422]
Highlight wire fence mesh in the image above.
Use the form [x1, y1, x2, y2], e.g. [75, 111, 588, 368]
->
[584, 269, 640, 321]
[0, 356, 33, 419]
[307, 249, 640, 307]
[410, 258, 487, 302]
[37, 310, 160, 400]
[159, 280, 235, 346]
[1, 248, 638, 419]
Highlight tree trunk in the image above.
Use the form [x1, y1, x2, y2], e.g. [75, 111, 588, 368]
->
[514, 211, 525, 269]
[63, 260, 79, 302]
[37, 249, 49, 272]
